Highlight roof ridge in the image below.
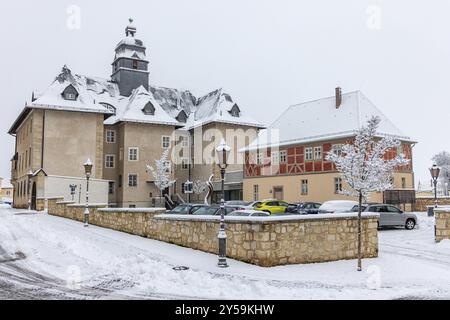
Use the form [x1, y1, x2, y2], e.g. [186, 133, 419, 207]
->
[289, 90, 361, 108]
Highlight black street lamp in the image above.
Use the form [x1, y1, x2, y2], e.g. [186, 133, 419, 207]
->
[215, 139, 231, 268]
[429, 164, 441, 214]
[83, 159, 93, 227]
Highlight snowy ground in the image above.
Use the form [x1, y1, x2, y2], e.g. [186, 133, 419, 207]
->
[0, 206, 449, 300]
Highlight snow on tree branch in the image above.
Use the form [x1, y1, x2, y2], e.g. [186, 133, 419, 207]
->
[432, 151, 450, 183]
[146, 148, 176, 193]
[326, 116, 410, 199]
[193, 180, 207, 195]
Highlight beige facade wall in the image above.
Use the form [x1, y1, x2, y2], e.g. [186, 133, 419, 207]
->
[42, 110, 104, 179]
[47, 201, 378, 267]
[117, 122, 177, 208]
[175, 123, 259, 202]
[11, 109, 107, 208]
[243, 172, 415, 204]
[12, 110, 35, 207]
[103, 124, 120, 204]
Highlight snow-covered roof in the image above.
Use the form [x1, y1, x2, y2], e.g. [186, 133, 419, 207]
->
[244, 90, 415, 151]
[0, 179, 13, 189]
[29, 66, 116, 115]
[104, 86, 181, 127]
[185, 88, 265, 130]
[10, 66, 264, 133]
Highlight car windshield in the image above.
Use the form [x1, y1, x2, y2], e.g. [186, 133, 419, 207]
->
[228, 211, 250, 216]
[351, 205, 367, 212]
[170, 205, 191, 214]
[226, 201, 249, 206]
[192, 207, 220, 215]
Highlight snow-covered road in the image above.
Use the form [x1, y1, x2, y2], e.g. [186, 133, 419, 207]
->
[0, 206, 449, 300]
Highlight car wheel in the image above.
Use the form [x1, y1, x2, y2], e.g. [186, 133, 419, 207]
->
[405, 219, 415, 230]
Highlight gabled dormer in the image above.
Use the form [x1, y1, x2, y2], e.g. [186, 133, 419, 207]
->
[62, 84, 79, 101]
[229, 103, 241, 117]
[176, 110, 188, 123]
[142, 101, 155, 115]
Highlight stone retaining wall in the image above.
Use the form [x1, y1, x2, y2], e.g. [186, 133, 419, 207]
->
[36, 198, 46, 211]
[416, 197, 450, 211]
[150, 215, 378, 267]
[435, 207, 450, 242]
[47, 200, 379, 267]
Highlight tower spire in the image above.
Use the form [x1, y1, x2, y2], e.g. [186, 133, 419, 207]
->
[125, 18, 137, 37]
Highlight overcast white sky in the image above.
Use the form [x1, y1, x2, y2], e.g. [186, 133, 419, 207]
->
[0, 0, 449, 187]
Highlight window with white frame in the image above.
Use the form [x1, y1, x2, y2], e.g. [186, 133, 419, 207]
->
[105, 155, 115, 168]
[128, 147, 138, 161]
[64, 93, 77, 100]
[128, 174, 138, 187]
[162, 136, 171, 149]
[332, 144, 343, 156]
[314, 146, 322, 160]
[106, 130, 116, 143]
[305, 147, 313, 161]
[301, 179, 308, 195]
[181, 136, 189, 147]
[280, 150, 287, 164]
[334, 177, 342, 194]
[271, 151, 280, 165]
[253, 184, 259, 202]
[256, 151, 263, 165]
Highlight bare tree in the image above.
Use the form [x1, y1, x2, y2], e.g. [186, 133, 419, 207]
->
[326, 116, 409, 271]
[146, 149, 176, 197]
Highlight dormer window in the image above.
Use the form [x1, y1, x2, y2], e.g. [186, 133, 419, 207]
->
[229, 104, 241, 117]
[142, 102, 155, 115]
[176, 110, 188, 123]
[62, 84, 79, 101]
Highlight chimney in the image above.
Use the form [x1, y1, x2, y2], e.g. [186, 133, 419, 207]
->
[335, 87, 342, 108]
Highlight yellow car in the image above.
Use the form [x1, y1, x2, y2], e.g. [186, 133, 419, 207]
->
[253, 200, 289, 214]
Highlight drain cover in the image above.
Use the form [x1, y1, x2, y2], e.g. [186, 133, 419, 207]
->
[173, 266, 190, 271]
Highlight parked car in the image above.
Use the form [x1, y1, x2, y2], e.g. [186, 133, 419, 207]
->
[254, 200, 290, 214]
[225, 201, 250, 206]
[167, 204, 205, 215]
[228, 210, 270, 217]
[192, 205, 239, 216]
[358, 204, 418, 230]
[286, 202, 322, 215]
[318, 200, 359, 214]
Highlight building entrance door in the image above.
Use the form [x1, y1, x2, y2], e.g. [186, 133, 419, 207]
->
[31, 182, 37, 210]
[273, 186, 284, 201]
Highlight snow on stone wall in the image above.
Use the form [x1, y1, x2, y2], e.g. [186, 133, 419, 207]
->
[46, 201, 379, 267]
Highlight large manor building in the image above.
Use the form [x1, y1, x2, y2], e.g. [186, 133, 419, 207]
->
[7, 22, 416, 210]
[8, 21, 263, 209]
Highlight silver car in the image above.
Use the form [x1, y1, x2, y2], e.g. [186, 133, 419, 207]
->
[360, 204, 418, 230]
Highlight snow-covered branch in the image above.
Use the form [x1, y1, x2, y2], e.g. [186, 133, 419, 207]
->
[146, 148, 176, 194]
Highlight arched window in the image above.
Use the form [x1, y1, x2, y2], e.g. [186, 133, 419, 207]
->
[100, 102, 116, 115]
[142, 102, 155, 115]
